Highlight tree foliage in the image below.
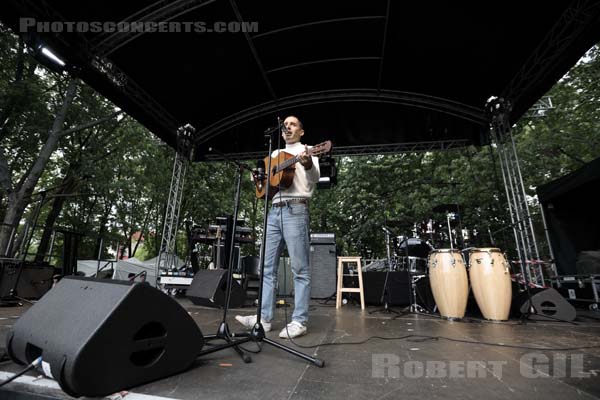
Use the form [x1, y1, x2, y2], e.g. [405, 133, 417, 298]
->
[1, 23, 599, 268]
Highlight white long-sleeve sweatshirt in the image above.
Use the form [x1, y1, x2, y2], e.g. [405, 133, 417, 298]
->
[270, 142, 320, 204]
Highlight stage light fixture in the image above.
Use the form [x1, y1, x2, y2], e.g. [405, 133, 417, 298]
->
[317, 156, 337, 189]
[39, 46, 66, 67]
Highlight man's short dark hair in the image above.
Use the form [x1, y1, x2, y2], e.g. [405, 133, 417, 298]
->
[285, 115, 303, 130]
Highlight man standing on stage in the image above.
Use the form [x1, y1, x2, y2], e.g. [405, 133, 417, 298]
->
[236, 115, 320, 338]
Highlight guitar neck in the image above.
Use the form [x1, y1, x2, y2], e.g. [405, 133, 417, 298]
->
[271, 141, 331, 173]
[274, 154, 302, 172]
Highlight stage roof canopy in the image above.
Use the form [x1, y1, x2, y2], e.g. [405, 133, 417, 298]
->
[2, 1, 600, 158]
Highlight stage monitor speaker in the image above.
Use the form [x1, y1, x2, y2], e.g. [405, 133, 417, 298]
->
[17, 263, 55, 299]
[0, 259, 20, 297]
[6, 277, 203, 398]
[358, 271, 411, 306]
[211, 244, 240, 270]
[310, 242, 336, 299]
[414, 276, 436, 312]
[0, 262, 54, 299]
[186, 269, 245, 308]
[513, 287, 576, 322]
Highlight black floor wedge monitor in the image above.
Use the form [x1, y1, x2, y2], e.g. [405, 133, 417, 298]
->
[7, 277, 204, 397]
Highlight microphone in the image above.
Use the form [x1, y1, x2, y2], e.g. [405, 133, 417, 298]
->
[264, 121, 287, 135]
[256, 159, 266, 190]
[280, 120, 288, 135]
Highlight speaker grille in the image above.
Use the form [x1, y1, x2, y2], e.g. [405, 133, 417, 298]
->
[310, 243, 336, 299]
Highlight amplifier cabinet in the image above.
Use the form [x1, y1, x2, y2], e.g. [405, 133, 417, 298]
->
[310, 242, 336, 299]
[551, 274, 600, 309]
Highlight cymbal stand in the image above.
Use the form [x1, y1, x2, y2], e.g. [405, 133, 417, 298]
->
[446, 212, 455, 250]
[398, 238, 430, 315]
[369, 225, 401, 316]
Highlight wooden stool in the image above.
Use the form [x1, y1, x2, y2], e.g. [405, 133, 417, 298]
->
[336, 256, 365, 310]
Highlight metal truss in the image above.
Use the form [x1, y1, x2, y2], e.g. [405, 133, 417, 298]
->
[202, 139, 470, 161]
[526, 96, 554, 119]
[502, 0, 600, 112]
[331, 139, 470, 157]
[15, 0, 179, 137]
[91, 0, 217, 57]
[196, 89, 487, 144]
[155, 125, 195, 282]
[487, 97, 544, 286]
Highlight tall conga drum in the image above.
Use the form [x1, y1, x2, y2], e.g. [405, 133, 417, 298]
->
[467, 248, 512, 321]
[428, 249, 469, 320]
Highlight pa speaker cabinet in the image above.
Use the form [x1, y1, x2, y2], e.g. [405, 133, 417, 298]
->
[7, 277, 203, 398]
[414, 276, 436, 312]
[513, 287, 576, 321]
[17, 263, 55, 299]
[0, 262, 54, 299]
[359, 271, 411, 306]
[310, 242, 336, 299]
[211, 244, 240, 270]
[0, 259, 20, 297]
[187, 269, 245, 308]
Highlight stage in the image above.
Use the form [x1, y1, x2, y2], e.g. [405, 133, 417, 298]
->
[1, 298, 599, 400]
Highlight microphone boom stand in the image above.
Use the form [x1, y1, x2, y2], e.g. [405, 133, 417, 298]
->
[197, 122, 325, 367]
[200, 148, 254, 363]
[369, 206, 402, 316]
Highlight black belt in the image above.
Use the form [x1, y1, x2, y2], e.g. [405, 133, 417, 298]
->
[272, 198, 309, 208]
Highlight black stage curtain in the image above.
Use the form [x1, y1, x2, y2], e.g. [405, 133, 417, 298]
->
[537, 157, 600, 275]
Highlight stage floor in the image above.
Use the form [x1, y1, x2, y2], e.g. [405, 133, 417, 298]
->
[1, 298, 600, 400]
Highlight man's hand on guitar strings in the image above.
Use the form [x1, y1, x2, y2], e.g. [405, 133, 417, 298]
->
[299, 145, 313, 169]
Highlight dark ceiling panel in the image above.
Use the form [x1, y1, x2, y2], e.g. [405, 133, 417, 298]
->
[1, 0, 599, 156]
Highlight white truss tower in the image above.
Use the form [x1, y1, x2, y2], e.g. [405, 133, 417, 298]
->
[155, 124, 195, 284]
[487, 98, 544, 286]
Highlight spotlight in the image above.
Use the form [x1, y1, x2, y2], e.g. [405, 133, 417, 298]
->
[317, 156, 337, 189]
[39, 46, 66, 67]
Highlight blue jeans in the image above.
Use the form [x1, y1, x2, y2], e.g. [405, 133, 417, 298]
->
[261, 203, 311, 325]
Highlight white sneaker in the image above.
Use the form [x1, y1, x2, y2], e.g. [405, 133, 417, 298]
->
[234, 315, 271, 332]
[279, 321, 307, 339]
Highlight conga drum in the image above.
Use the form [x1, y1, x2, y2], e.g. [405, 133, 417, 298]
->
[428, 249, 469, 319]
[467, 248, 512, 321]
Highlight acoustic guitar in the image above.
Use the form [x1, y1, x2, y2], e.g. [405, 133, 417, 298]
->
[255, 141, 332, 199]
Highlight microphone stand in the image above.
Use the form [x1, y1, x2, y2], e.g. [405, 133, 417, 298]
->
[197, 120, 324, 367]
[199, 146, 254, 363]
[370, 203, 402, 316]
